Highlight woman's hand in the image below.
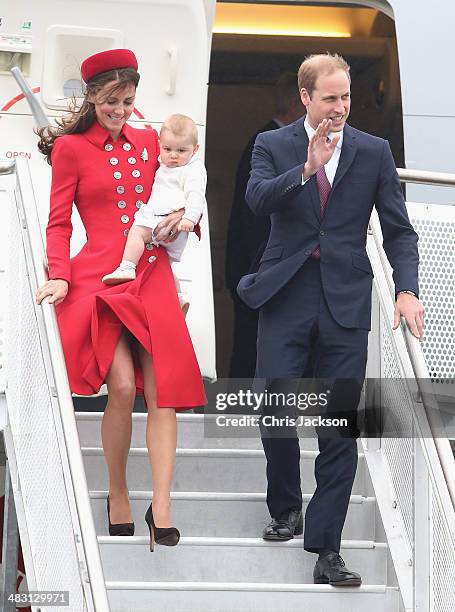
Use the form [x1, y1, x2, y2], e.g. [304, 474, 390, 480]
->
[153, 209, 185, 243]
[36, 279, 69, 306]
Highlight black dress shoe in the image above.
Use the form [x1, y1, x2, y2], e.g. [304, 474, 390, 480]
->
[107, 497, 135, 536]
[262, 509, 303, 541]
[313, 552, 362, 586]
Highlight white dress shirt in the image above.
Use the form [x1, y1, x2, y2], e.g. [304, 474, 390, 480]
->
[302, 116, 344, 186]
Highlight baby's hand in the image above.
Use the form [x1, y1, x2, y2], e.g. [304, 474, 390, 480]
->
[178, 218, 194, 232]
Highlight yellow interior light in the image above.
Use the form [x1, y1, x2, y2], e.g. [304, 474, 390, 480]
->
[213, 26, 351, 38]
[214, 3, 359, 39]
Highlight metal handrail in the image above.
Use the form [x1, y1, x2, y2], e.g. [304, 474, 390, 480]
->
[0, 162, 15, 175]
[369, 207, 455, 513]
[390, 167, 455, 508]
[12, 157, 110, 610]
[10, 66, 49, 128]
[397, 168, 455, 187]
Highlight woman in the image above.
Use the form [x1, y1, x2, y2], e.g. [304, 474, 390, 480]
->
[36, 49, 205, 550]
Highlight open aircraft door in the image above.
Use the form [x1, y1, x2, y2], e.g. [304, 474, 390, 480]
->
[0, 0, 217, 381]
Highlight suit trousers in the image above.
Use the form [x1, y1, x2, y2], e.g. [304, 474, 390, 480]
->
[256, 258, 368, 553]
[229, 289, 259, 379]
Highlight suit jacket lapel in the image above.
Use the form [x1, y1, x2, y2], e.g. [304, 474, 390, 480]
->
[331, 124, 357, 192]
[291, 120, 321, 220]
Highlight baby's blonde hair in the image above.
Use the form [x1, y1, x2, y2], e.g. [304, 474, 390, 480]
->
[160, 113, 198, 146]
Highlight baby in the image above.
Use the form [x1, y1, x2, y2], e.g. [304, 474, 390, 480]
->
[102, 113, 207, 313]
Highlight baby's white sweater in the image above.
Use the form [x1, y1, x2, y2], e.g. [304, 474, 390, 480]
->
[147, 154, 207, 223]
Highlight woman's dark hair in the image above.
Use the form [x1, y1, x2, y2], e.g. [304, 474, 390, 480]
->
[37, 67, 140, 165]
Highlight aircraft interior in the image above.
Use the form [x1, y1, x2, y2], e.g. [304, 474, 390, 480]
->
[206, 2, 404, 375]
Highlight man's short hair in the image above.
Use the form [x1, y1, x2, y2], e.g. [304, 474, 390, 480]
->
[298, 53, 351, 98]
[161, 113, 198, 145]
[274, 72, 300, 116]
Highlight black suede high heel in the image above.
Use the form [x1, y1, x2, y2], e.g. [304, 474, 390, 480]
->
[145, 502, 180, 552]
[107, 496, 135, 536]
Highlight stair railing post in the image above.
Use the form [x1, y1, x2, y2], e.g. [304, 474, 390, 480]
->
[414, 439, 430, 611]
[1, 461, 19, 612]
[365, 285, 382, 452]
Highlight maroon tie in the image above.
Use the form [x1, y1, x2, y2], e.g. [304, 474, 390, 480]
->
[312, 166, 331, 259]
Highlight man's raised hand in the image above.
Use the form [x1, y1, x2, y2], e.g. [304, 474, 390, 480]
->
[303, 119, 340, 180]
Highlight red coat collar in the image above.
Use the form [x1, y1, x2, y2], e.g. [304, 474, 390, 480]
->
[84, 120, 140, 151]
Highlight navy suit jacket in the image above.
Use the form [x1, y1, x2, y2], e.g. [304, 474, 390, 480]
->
[237, 118, 419, 330]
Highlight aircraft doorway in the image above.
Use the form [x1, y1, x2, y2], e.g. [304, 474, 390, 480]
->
[206, 1, 404, 377]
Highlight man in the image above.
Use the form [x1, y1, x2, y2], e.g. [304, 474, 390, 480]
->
[225, 73, 304, 378]
[237, 54, 424, 586]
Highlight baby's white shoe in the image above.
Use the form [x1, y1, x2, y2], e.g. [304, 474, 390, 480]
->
[102, 267, 136, 285]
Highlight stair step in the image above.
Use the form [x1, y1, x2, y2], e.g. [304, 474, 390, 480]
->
[75, 411, 321, 450]
[90, 491, 377, 539]
[105, 582, 400, 612]
[97, 537, 388, 584]
[82, 447, 366, 494]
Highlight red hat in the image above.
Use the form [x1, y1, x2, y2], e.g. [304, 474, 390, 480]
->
[81, 49, 138, 83]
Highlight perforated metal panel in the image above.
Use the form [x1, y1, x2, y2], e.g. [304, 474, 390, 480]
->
[409, 203, 454, 383]
[379, 308, 415, 551]
[431, 488, 455, 612]
[6, 201, 86, 611]
[365, 201, 455, 612]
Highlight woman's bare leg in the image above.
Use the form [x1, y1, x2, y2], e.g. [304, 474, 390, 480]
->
[138, 344, 177, 527]
[102, 330, 136, 524]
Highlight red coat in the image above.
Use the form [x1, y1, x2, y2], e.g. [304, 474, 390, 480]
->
[46, 120, 205, 409]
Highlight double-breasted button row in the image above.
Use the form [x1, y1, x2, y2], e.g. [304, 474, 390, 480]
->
[105, 142, 131, 152]
[104, 141, 143, 234]
[114, 171, 140, 179]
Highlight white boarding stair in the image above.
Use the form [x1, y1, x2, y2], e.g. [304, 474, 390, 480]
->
[77, 411, 403, 612]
